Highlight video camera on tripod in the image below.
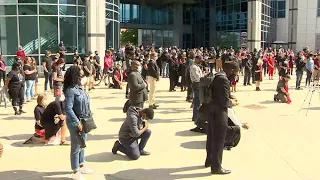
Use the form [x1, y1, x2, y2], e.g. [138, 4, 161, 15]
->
[300, 79, 320, 116]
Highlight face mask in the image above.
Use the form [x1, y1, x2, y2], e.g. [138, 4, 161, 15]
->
[137, 66, 142, 73]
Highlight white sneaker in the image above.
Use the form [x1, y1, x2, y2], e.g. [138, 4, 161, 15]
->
[72, 171, 86, 180]
[79, 165, 94, 174]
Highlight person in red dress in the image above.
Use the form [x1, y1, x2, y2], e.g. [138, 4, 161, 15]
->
[16, 45, 26, 60]
[268, 53, 275, 80]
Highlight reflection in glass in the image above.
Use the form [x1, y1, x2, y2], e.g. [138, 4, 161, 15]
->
[19, 16, 38, 54]
[78, 0, 86, 5]
[106, 10, 113, 19]
[39, 16, 58, 53]
[78, 17, 86, 54]
[39, 5, 58, 15]
[0, 17, 18, 55]
[78, 7, 86, 16]
[106, 20, 114, 48]
[19, 0, 37, 3]
[60, 17, 77, 52]
[59, 5, 76, 15]
[59, 0, 76, 4]
[39, 0, 58, 3]
[0, 5, 17, 15]
[18, 5, 37, 15]
[1, 56, 16, 67]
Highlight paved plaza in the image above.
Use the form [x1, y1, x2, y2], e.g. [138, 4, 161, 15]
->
[0, 75, 320, 180]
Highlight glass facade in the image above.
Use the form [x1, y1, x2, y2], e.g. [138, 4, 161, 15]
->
[214, 0, 248, 49]
[119, 3, 173, 25]
[106, 0, 120, 49]
[141, 30, 174, 48]
[0, 0, 86, 65]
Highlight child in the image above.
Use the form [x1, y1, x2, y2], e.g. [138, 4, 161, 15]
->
[231, 75, 239, 92]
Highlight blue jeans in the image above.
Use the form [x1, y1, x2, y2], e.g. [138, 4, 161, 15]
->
[296, 70, 303, 88]
[162, 62, 169, 77]
[192, 82, 200, 124]
[67, 123, 87, 171]
[25, 80, 35, 100]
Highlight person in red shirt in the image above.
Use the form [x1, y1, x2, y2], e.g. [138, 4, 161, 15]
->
[268, 53, 275, 80]
[313, 54, 320, 81]
[16, 45, 26, 60]
[109, 66, 122, 89]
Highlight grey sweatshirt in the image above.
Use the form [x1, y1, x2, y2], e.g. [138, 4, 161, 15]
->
[119, 107, 143, 140]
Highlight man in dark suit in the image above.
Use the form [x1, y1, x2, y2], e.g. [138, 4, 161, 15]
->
[147, 51, 160, 109]
[128, 60, 148, 108]
[205, 61, 239, 175]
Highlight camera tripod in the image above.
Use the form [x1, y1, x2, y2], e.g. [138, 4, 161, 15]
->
[300, 80, 320, 116]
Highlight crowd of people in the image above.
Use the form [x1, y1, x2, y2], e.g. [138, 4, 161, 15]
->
[1, 41, 318, 179]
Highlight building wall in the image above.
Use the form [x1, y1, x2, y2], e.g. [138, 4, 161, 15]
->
[276, 18, 289, 42]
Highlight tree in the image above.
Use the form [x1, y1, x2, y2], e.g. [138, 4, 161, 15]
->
[120, 29, 138, 46]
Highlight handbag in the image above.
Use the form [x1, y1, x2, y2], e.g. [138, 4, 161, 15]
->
[80, 113, 97, 133]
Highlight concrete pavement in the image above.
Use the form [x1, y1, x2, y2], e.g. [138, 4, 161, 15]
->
[0, 74, 319, 180]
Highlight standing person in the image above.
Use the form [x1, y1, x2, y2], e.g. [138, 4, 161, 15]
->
[141, 54, 149, 92]
[23, 57, 36, 102]
[94, 51, 101, 81]
[268, 53, 275, 80]
[52, 58, 65, 101]
[0, 55, 6, 86]
[185, 53, 194, 102]
[125, 49, 135, 98]
[103, 50, 114, 86]
[128, 60, 148, 108]
[5, 63, 25, 115]
[305, 55, 314, 87]
[31, 57, 39, 97]
[64, 66, 93, 180]
[179, 55, 187, 91]
[147, 52, 160, 109]
[58, 41, 67, 60]
[205, 61, 239, 175]
[295, 52, 306, 90]
[161, 51, 170, 78]
[189, 55, 203, 132]
[169, 52, 180, 91]
[255, 59, 263, 91]
[251, 49, 259, 84]
[16, 45, 26, 60]
[42, 50, 53, 92]
[242, 53, 252, 86]
[82, 56, 92, 91]
[312, 54, 320, 82]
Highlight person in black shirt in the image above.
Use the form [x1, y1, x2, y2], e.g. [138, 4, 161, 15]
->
[179, 56, 187, 91]
[34, 94, 47, 139]
[23, 57, 36, 102]
[5, 63, 25, 115]
[205, 61, 239, 175]
[169, 52, 180, 91]
[242, 53, 252, 86]
[41, 100, 68, 145]
[82, 56, 92, 91]
[295, 52, 307, 90]
[42, 50, 53, 92]
[53, 58, 65, 101]
[94, 51, 101, 80]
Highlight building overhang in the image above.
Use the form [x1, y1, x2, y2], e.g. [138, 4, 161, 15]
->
[120, 0, 198, 5]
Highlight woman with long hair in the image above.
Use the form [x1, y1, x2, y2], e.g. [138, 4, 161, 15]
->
[5, 63, 25, 115]
[34, 94, 47, 140]
[52, 58, 65, 101]
[23, 57, 36, 102]
[63, 66, 93, 180]
[31, 57, 39, 96]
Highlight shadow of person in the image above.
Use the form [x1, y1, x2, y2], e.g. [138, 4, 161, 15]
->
[0, 134, 32, 141]
[87, 134, 118, 140]
[2, 116, 35, 120]
[109, 117, 126, 122]
[98, 107, 123, 111]
[259, 100, 277, 104]
[0, 170, 70, 180]
[175, 130, 204, 137]
[180, 141, 206, 150]
[85, 152, 128, 163]
[106, 165, 210, 180]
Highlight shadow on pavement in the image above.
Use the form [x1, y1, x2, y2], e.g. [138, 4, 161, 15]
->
[1, 116, 35, 121]
[106, 165, 210, 180]
[259, 100, 277, 104]
[302, 107, 320, 110]
[109, 117, 126, 122]
[156, 95, 184, 99]
[175, 130, 204, 137]
[87, 133, 118, 140]
[0, 170, 70, 180]
[98, 107, 123, 111]
[0, 134, 31, 141]
[180, 141, 206, 150]
[150, 118, 190, 124]
[86, 152, 128, 163]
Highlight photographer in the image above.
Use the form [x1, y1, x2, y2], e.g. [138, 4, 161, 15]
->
[112, 107, 154, 160]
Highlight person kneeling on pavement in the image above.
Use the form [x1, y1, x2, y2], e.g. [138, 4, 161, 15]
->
[274, 74, 291, 104]
[112, 106, 154, 160]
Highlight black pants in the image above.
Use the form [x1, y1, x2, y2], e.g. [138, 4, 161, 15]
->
[0, 71, 5, 86]
[306, 70, 312, 86]
[125, 84, 130, 97]
[9, 86, 24, 107]
[44, 72, 53, 91]
[169, 72, 178, 91]
[251, 68, 255, 83]
[263, 63, 267, 76]
[206, 105, 228, 172]
[243, 69, 251, 85]
[118, 129, 151, 160]
[186, 84, 193, 100]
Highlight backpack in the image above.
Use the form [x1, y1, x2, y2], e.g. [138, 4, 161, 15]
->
[199, 72, 216, 104]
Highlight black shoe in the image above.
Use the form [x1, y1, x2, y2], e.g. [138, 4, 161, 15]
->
[211, 168, 231, 175]
[19, 109, 26, 114]
[190, 127, 202, 133]
[112, 140, 120, 154]
[140, 150, 150, 156]
[224, 146, 232, 151]
[205, 158, 211, 168]
[247, 83, 252, 86]
[149, 105, 157, 109]
[14, 111, 21, 115]
[243, 84, 247, 86]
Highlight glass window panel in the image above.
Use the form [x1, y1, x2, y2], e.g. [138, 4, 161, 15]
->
[39, 5, 58, 15]
[278, 1, 285, 10]
[114, 12, 119, 21]
[0, 5, 17, 15]
[106, 0, 113, 3]
[39, 0, 58, 3]
[18, 5, 37, 15]
[106, 3, 113, 10]
[114, 6, 119, 12]
[78, 17, 86, 54]
[114, 0, 119, 6]
[1, 56, 16, 67]
[78, 0, 86, 5]
[114, 22, 119, 50]
[0, 17, 18, 56]
[78, 7, 86, 16]
[278, 10, 285, 18]
[240, 2, 247, 12]
[39, 16, 58, 54]
[106, 20, 114, 48]
[60, 17, 77, 53]
[59, 5, 76, 15]
[59, 0, 76, 4]
[318, 9, 320, 17]
[106, 10, 113, 19]
[19, 16, 38, 55]
[18, 0, 37, 3]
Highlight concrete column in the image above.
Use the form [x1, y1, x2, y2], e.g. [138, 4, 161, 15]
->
[247, 0, 262, 51]
[87, 0, 106, 55]
[173, 3, 183, 47]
